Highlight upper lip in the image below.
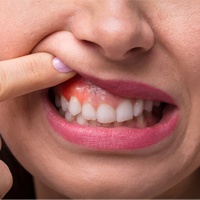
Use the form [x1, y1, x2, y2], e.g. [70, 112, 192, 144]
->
[76, 72, 176, 105]
[32, 36, 176, 106]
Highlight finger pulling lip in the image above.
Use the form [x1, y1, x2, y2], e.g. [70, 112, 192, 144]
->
[44, 73, 179, 151]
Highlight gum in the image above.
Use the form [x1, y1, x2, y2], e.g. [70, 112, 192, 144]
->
[55, 75, 129, 109]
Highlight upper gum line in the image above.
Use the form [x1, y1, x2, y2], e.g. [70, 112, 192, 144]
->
[52, 75, 163, 125]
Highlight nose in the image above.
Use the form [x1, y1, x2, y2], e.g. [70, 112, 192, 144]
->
[70, 1, 154, 61]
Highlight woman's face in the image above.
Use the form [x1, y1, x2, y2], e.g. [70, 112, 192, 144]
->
[1, 0, 200, 198]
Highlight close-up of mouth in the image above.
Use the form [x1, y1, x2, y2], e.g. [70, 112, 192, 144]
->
[46, 73, 179, 151]
[50, 74, 166, 128]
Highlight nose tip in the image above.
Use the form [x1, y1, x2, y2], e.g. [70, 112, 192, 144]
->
[71, 4, 155, 61]
[92, 16, 154, 60]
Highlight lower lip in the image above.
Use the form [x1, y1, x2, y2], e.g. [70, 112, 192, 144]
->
[45, 97, 179, 150]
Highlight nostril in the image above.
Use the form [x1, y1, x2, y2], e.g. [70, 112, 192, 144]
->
[80, 38, 151, 61]
[81, 40, 98, 48]
[127, 47, 144, 54]
[80, 39, 105, 54]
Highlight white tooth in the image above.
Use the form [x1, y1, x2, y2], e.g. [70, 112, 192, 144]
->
[154, 101, 161, 107]
[76, 113, 88, 125]
[144, 100, 153, 112]
[55, 95, 61, 108]
[68, 96, 82, 116]
[82, 103, 96, 121]
[65, 111, 75, 122]
[133, 99, 144, 117]
[61, 96, 69, 112]
[96, 104, 116, 123]
[116, 100, 133, 122]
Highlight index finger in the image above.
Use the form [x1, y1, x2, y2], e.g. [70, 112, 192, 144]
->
[0, 53, 76, 101]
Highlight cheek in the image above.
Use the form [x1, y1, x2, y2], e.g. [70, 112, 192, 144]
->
[0, 0, 78, 61]
[0, 99, 30, 150]
[0, 24, 51, 60]
[184, 62, 200, 93]
[0, 93, 45, 154]
[0, 96, 55, 185]
[0, 9, 68, 60]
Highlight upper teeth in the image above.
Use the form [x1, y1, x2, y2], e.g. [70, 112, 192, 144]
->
[56, 95, 160, 127]
[116, 100, 133, 122]
[97, 104, 116, 123]
[82, 103, 96, 121]
[68, 96, 82, 116]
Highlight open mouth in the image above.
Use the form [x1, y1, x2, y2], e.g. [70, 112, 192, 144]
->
[46, 74, 179, 150]
[49, 75, 166, 128]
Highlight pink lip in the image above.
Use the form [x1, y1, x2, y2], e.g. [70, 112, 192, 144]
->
[79, 72, 175, 104]
[44, 76, 179, 150]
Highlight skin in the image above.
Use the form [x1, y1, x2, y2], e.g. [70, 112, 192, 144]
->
[0, 0, 200, 198]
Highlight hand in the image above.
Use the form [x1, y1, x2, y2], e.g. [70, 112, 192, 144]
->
[0, 138, 12, 199]
[0, 53, 75, 101]
[0, 53, 76, 198]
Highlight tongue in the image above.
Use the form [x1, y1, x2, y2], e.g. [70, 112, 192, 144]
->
[54, 75, 127, 109]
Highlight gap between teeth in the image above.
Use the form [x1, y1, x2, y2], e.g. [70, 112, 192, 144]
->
[55, 95, 161, 127]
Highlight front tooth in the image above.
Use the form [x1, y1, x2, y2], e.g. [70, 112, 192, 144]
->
[116, 100, 133, 122]
[76, 113, 88, 125]
[96, 104, 116, 123]
[133, 99, 144, 117]
[144, 100, 153, 112]
[65, 111, 75, 122]
[68, 96, 82, 116]
[82, 103, 96, 121]
[61, 96, 69, 112]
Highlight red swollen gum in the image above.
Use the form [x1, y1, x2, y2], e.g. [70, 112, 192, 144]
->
[55, 75, 128, 109]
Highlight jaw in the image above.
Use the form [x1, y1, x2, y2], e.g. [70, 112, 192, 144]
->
[0, 87, 195, 199]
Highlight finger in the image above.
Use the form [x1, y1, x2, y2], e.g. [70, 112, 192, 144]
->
[0, 160, 13, 199]
[0, 137, 13, 198]
[0, 53, 76, 101]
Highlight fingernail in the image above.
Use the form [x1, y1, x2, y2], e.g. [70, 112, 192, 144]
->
[53, 57, 73, 73]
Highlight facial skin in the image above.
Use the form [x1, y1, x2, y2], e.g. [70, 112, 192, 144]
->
[1, 0, 200, 198]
